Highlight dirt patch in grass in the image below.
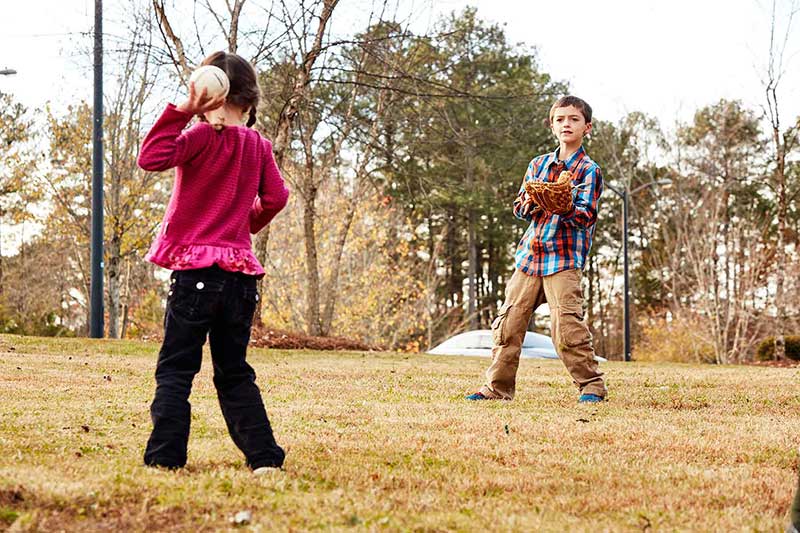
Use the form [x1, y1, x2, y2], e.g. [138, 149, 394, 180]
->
[0, 486, 203, 532]
[0, 487, 26, 507]
[249, 325, 382, 351]
[4, 503, 195, 533]
[139, 325, 382, 351]
[745, 359, 800, 368]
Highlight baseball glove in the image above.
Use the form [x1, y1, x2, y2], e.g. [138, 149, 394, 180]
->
[524, 170, 575, 215]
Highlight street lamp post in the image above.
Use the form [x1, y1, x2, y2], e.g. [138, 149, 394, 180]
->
[605, 179, 672, 361]
[90, 0, 104, 338]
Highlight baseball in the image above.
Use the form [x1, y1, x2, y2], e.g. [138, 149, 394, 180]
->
[189, 65, 230, 99]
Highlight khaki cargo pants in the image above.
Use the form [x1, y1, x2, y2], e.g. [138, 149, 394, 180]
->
[479, 268, 606, 400]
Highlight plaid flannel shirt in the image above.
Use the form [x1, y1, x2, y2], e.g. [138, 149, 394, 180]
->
[513, 146, 603, 276]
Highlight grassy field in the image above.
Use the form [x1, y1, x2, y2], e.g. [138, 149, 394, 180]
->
[0, 334, 797, 532]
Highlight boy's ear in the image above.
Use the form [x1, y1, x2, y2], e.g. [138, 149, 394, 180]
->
[585, 122, 593, 135]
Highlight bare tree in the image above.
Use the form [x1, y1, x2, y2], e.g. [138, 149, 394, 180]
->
[0, 93, 38, 296]
[762, 0, 800, 359]
[669, 185, 772, 363]
[151, 0, 342, 330]
[257, 0, 341, 333]
[104, 8, 172, 338]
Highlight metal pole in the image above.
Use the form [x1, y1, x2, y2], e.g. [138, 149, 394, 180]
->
[90, 0, 104, 338]
[622, 189, 630, 362]
[606, 179, 670, 362]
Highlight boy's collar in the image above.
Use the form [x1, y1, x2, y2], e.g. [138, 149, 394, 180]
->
[551, 145, 586, 168]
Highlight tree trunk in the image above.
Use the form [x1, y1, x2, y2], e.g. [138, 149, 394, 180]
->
[302, 186, 322, 336]
[774, 151, 787, 360]
[106, 234, 121, 339]
[597, 254, 608, 357]
[252, 226, 269, 327]
[445, 208, 458, 308]
[465, 148, 478, 329]
[770, 109, 787, 360]
[120, 258, 131, 338]
[467, 216, 478, 329]
[476, 246, 486, 327]
[320, 194, 358, 335]
[254, 0, 339, 328]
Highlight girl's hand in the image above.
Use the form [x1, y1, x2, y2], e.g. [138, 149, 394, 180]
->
[176, 81, 226, 116]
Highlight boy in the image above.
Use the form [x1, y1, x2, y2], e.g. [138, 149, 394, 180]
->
[466, 95, 607, 403]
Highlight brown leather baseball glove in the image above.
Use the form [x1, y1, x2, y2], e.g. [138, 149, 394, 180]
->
[524, 170, 575, 215]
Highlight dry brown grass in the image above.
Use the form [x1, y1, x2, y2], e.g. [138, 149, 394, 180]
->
[0, 334, 797, 532]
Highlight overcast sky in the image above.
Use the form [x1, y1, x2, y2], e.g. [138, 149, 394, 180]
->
[1, 0, 798, 129]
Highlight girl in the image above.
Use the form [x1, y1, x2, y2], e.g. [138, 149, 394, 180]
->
[138, 51, 288, 472]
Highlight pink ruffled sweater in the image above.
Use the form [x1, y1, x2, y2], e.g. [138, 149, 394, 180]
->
[138, 104, 289, 277]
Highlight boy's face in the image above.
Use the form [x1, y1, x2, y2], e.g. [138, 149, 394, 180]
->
[550, 105, 592, 144]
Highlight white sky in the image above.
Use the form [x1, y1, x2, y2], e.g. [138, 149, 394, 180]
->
[1, 0, 798, 129]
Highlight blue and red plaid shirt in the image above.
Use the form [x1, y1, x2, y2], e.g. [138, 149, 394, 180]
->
[513, 146, 603, 276]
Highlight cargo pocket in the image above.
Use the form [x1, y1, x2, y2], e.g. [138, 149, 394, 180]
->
[491, 304, 512, 345]
[559, 302, 591, 348]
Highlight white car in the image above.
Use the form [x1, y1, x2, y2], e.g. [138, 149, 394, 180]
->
[426, 329, 607, 361]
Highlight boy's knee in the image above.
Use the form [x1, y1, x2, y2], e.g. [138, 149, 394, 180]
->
[492, 303, 529, 346]
[556, 302, 591, 349]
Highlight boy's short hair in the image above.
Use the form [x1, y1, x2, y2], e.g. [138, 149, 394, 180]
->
[549, 96, 593, 124]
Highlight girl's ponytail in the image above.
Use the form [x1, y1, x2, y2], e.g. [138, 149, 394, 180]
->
[201, 51, 260, 128]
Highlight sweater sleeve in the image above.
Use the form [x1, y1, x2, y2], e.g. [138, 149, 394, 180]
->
[249, 139, 290, 234]
[137, 104, 212, 171]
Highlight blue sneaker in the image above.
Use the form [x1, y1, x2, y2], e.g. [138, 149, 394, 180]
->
[578, 393, 604, 403]
[465, 392, 489, 401]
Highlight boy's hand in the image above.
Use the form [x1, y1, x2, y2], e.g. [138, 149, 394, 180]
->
[519, 194, 537, 216]
[524, 173, 573, 216]
[177, 81, 226, 116]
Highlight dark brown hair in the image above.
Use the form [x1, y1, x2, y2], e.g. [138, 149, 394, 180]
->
[548, 95, 593, 124]
[200, 51, 259, 127]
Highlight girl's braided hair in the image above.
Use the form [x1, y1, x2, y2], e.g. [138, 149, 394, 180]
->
[200, 51, 259, 127]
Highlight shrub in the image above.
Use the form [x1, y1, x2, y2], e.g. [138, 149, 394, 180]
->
[126, 288, 166, 339]
[754, 336, 800, 361]
[635, 317, 716, 363]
